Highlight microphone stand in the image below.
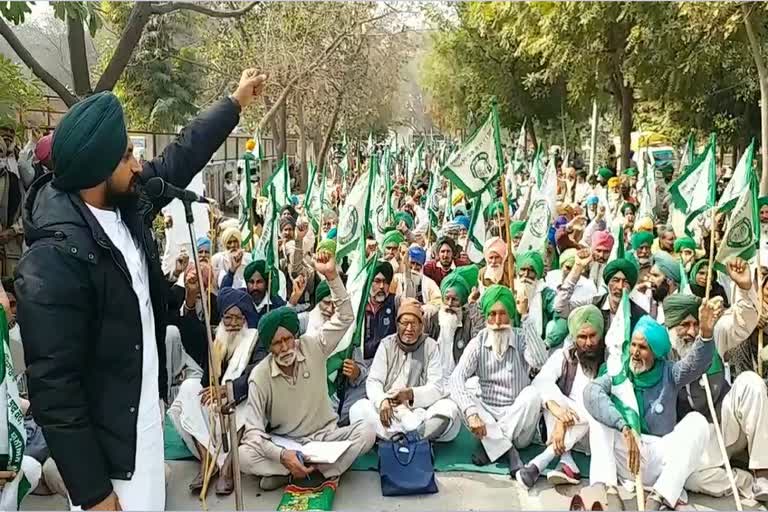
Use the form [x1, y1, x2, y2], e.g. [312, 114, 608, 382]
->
[182, 199, 244, 510]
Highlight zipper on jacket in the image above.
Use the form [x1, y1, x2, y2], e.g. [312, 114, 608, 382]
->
[96, 238, 133, 285]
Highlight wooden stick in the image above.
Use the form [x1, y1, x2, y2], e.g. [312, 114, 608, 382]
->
[703, 206, 743, 510]
[758, 249, 764, 378]
[635, 457, 645, 511]
[499, 177, 515, 291]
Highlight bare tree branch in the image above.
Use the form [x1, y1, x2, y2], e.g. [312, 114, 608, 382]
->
[150, 1, 260, 18]
[0, 16, 78, 106]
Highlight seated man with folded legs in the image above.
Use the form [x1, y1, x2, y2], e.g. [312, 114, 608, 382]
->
[662, 259, 768, 501]
[450, 285, 549, 476]
[238, 250, 375, 490]
[349, 299, 461, 442]
[584, 312, 716, 510]
[168, 287, 261, 495]
[517, 305, 606, 489]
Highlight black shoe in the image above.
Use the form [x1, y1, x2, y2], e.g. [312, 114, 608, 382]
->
[471, 444, 491, 466]
[515, 463, 540, 489]
[506, 446, 522, 476]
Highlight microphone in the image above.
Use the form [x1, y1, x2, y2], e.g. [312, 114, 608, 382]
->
[143, 177, 211, 204]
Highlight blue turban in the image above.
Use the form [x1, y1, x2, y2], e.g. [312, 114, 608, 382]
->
[653, 252, 682, 284]
[587, 196, 599, 206]
[217, 287, 258, 328]
[196, 237, 211, 251]
[408, 246, 426, 266]
[455, 215, 470, 230]
[632, 315, 671, 359]
[327, 227, 337, 240]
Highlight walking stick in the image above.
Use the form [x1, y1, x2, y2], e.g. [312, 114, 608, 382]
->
[703, 207, 743, 511]
[758, 254, 764, 378]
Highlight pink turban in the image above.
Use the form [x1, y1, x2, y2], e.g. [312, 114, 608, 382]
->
[591, 231, 614, 252]
[483, 236, 507, 261]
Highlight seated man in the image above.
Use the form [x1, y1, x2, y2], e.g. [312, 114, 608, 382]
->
[349, 299, 461, 442]
[222, 260, 289, 323]
[544, 248, 598, 303]
[423, 268, 483, 386]
[211, 226, 251, 291]
[238, 251, 375, 490]
[298, 280, 334, 336]
[516, 250, 559, 346]
[644, 252, 681, 321]
[393, 245, 441, 305]
[168, 287, 261, 495]
[450, 285, 548, 475]
[555, 249, 646, 331]
[332, 261, 399, 425]
[518, 305, 606, 489]
[478, 237, 512, 291]
[662, 261, 768, 500]
[584, 314, 716, 510]
[423, 236, 460, 286]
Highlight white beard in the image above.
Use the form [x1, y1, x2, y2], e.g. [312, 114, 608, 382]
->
[487, 325, 512, 359]
[485, 264, 504, 283]
[212, 324, 249, 377]
[438, 307, 461, 335]
[629, 358, 651, 374]
[670, 330, 694, 358]
[514, 278, 536, 301]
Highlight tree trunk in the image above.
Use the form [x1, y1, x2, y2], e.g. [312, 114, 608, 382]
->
[619, 82, 634, 172]
[297, 95, 308, 189]
[528, 122, 538, 151]
[94, 2, 154, 92]
[66, 16, 91, 96]
[743, 3, 768, 195]
[317, 92, 345, 177]
[278, 100, 288, 163]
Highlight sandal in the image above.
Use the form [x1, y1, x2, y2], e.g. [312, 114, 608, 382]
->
[215, 472, 234, 496]
[569, 494, 586, 511]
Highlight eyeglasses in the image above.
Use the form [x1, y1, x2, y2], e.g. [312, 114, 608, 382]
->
[397, 319, 421, 329]
[222, 314, 245, 324]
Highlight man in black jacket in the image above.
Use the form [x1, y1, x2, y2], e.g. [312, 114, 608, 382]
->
[14, 69, 266, 511]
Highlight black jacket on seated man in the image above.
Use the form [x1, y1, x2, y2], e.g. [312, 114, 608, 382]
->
[14, 95, 241, 508]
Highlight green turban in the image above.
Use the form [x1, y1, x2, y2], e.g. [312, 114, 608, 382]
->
[382, 229, 405, 248]
[598, 167, 614, 180]
[567, 304, 605, 339]
[257, 306, 300, 350]
[689, 258, 708, 284]
[759, 196, 768, 209]
[394, 212, 415, 230]
[516, 250, 544, 280]
[244, 260, 267, 282]
[509, 221, 527, 238]
[53, 91, 128, 192]
[315, 280, 331, 303]
[486, 201, 505, 219]
[673, 237, 697, 253]
[454, 264, 479, 289]
[621, 202, 637, 215]
[633, 315, 671, 359]
[631, 231, 654, 250]
[480, 284, 517, 322]
[440, 271, 470, 305]
[317, 239, 337, 255]
[603, 258, 639, 288]
[663, 294, 701, 328]
[623, 167, 638, 177]
[545, 318, 569, 348]
[559, 248, 578, 269]
[653, 252, 682, 284]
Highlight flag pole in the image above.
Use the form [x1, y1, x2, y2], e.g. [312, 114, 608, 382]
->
[703, 197, 743, 511]
[491, 101, 515, 286]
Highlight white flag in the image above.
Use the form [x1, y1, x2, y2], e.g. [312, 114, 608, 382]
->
[442, 111, 501, 199]
[517, 157, 557, 254]
[717, 139, 754, 212]
[715, 183, 758, 272]
[336, 170, 371, 260]
[668, 134, 717, 236]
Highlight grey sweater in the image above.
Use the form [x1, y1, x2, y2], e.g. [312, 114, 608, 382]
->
[583, 337, 714, 437]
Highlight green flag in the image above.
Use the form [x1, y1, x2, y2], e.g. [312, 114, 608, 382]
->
[669, 133, 717, 237]
[715, 174, 759, 272]
[336, 168, 373, 261]
[253, 183, 281, 296]
[604, 290, 643, 434]
[517, 154, 557, 254]
[442, 109, 502, 199]
[717, 139, 755, 213]
[262, 156, 291, 209]
[304, 162, 325, 236]
[0, 309, 32, 510]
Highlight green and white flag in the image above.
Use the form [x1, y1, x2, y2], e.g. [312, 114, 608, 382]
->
[326, 249, 377, 397]
[262, 156, 291, 209]
[531, 144, 545, 189]
[336, 169, 373, 261]
[517, 154, 557, 254]
[466, 187, 495, 264]
[669, 133, 717, 237]
[678, 133, 696, 175]
[715, 175, 759, 272]
[369, 156, 391, 245]
[0, 310, 32, 511]
[636, 149, 656, 221]
[604, 290, 642, 434]
[407, 140, 424, 188]
[303, 162, 325, 235]
[717, 139, 755, 213]
[426, 165, 441, 231]
[253, 184, 283, 297]
[442, 109, 502, 199]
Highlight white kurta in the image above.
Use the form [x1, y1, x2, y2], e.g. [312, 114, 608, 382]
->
[85, 205, 165, 511]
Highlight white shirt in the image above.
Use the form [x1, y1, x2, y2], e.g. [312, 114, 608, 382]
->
[85, 205, 164, 510]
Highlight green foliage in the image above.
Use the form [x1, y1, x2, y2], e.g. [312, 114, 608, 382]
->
[0, 1, 31, 25]
[51, 1, 103, 37]
[0, 54, 42, 130]
[105, 9, 203, 131]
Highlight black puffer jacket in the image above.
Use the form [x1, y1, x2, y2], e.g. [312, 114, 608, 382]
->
[14, 97, 240, 508]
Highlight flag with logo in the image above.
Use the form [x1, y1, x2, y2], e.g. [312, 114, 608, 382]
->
[441, 109, 502, 199]
[715, 174, 759, 272]
[0, 309, 32, 510]
[407, 140, 424, 188]
[517, 154, 557, 254]
[603, 290, 642, 434]
[336, 167, 373, 261]
[717, 139, 755, 213]
[253, 183, 282, 297]
[668, 133, 717, 237]
[369, 156, 391, 245]
[303, 162, 325, 235]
